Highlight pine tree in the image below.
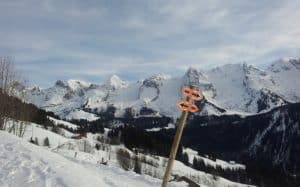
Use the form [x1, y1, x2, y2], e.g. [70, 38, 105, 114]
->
[116, 148, 132, 171]
[43, 137, 50, 147]
[193, 157, 199, 169]
[29, 137, 35, 144]
[35, 137, 39, 145]
[134, 156, 142, 174]
[182, 152, 190, 166]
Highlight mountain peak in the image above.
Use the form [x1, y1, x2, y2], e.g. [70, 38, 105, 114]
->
[183, 67, 203, 87]
[185, 67, 198, 74]
[268, 58, 300, 73]
[105, 75, 128, 90]
[142, 74, 170, 88]
[144, 74, 171, 82]
[55, 80, 68, 88]
[55, 79, 90, 90]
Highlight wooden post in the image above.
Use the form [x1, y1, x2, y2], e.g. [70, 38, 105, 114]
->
[161, 98, 190, 187]
[161, 86, 203, 187]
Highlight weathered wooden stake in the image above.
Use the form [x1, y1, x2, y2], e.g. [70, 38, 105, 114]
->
[161, 98, 190, 187]
[161, 86, 203, 187]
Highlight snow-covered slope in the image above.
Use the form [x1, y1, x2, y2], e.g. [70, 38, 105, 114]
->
[0, 131, 185, 187]
[24, 58, 300, 120]
[0, 121, 254, 187]
[267, 58, 300, 102]
[183, 148, 245, 171]
[4, 119, 71, 147]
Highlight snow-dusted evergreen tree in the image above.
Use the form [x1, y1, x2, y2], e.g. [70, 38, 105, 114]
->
[133, 156, 142, 174]
[182, 152, 189, 166]
[44, 137, 50, 147]
[116, 148, 132, 171]
[34, 137, 39, 145]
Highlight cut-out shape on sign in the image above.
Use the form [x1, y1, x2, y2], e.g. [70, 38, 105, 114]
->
[182, 87, 203, 101]
[177, 100, 199, 113]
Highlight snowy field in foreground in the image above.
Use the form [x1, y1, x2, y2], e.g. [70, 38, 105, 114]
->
[0, 131, 187, 187]
[1, 118, 255, 187]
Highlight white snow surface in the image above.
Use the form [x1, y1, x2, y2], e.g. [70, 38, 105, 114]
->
[0, 131, 186, 187]
[4, 119, 71, 148]
[146, 123, 175, 132]
[184, 148, 246, 171]
[48, 116, 78, 129]
[64, 109, 100, 121]
[0, 118, 254, 187]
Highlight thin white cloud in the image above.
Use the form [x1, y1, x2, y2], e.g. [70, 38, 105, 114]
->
[1, 0, 300, 86]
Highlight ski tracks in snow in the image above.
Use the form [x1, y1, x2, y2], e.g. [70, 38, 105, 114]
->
[0, 138, 68, 187]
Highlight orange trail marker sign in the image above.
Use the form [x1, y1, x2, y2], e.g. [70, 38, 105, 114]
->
[177, 100, 199, 112]
[161, 86, 203, 187]
[182, 87, 204, 101]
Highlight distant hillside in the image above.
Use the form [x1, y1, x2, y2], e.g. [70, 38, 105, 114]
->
[172, 102, 300, 187]
[0, 90, 56, 129]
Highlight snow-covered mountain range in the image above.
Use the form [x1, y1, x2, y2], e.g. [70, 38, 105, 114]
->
[24, 58, 300, 121]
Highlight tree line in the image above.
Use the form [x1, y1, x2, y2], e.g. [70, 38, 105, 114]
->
[0, 57, 56, 131]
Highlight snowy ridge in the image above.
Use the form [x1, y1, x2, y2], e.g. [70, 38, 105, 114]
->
[48, 116, 78, 129]
[184, 148, 246, 171]
[64, 109, 100, 121]
[24, 58, 300, 121]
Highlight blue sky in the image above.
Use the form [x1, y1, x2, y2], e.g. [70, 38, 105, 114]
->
[1, 0, 300, 87]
